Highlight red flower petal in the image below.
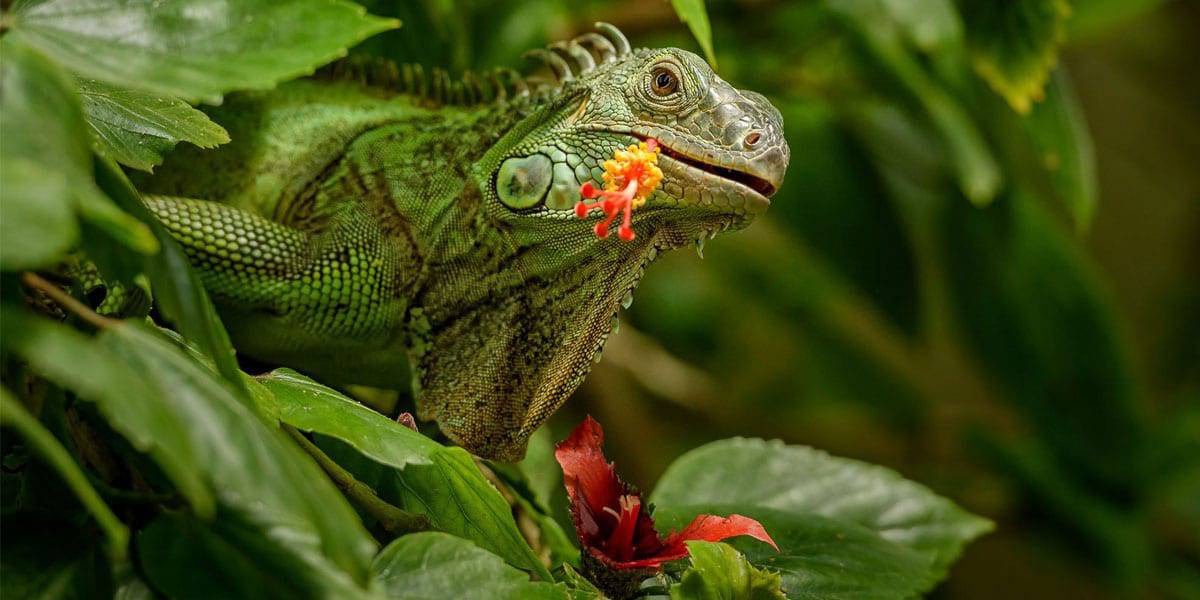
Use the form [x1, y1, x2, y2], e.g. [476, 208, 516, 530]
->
[557, 417, 776, 572]
[556, 417, 625, 542]
[651, 514, 778, 563]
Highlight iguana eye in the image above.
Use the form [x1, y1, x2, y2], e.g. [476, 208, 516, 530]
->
[650, 67, 677, 95]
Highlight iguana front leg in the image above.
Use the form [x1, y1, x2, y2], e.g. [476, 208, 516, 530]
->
[145, 195, 412, 387]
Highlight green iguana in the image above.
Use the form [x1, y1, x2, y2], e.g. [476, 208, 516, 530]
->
[135, 24, 789, 461]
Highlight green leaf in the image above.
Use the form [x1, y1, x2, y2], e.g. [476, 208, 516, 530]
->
[138, 512, 369, 600]
[92, 157, 245, 393]
[671, 0, 718, 68]
[390, 448, 551, 580]
[0, 38, 154, 269]
[258, 368, 437, 469]
[1020, 70, 1097, 231]
[830, 9, 1002, 204]
[940, 191, 1146, 491]
[656, 505, 936, 599]
[669, 541, 785, 600]
[371, 532, 566, 600]
[96, 324, 378, 587]
[8, 0, 399, 103]
[0, 512, 115, 599]
[0, 308, 216, 518]
[0, 38, 83, 269]
[261, 370, 550, 580]
[77, 78, 230, 172]
[877, 0, 963, 53]
[0, 38, 158, 266]
[0, 158, 78, 271]
[0, 388, 129, 561]
[772, 100, 920, 335]
[2, 312, 379, 591]
[651, 438, 992, 577]
[961, 0, 1072, 113]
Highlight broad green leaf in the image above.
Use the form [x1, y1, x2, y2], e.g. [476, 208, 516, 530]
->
[0, 158, 78, 270]
[77, 78, 230, 172]
[322, 435, 552, 581]
[8, 0, 399, 103]
[961, 0, 1072, 113]
[656, 506, 936, 599]
[0, 39, 82, 269]
[0, 38, 153, 269]
[0, 39, 157, 262]
[388, 448, 551, 580]
[0, 388, 129, 561]
[258, 368, 437, 469]
[93, 157, 245, 392]
[877, 0, 963, 52]
[651, 438, 992, 577]
[487, 463, 580, 569]
[671, 0, 718, 68]
[371, 532, 566, 600]
[940, 191, 1146, 491]
[670, 541, 785, 600]
[0, 513, 115, 599]
[138, 512, 369, 600]
[0, 311, 214, 519]
[260, 371, 549, 579]
[2, 312, 380, 591]
[515, 426, 563, 513]
[1020, 70, 1097, 231]
[830, 8, 1002, 204]
[772, 100, 920, 335]
[95, 323, 378, 587]
[496, 427, 580, 567]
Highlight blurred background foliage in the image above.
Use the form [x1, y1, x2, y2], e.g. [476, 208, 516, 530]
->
[351, 0, 1198, 597]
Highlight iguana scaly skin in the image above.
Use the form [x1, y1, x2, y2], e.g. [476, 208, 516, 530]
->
[137, 25, 789, 461]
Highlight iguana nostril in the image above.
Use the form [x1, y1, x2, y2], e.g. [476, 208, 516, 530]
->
[744, 131, 762, 148]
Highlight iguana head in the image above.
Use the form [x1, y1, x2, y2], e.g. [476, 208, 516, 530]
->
[421, 25, 789, 461]
[480, 23, 788, 248]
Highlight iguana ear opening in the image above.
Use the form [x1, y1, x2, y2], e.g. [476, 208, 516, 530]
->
[410, 249, 638, 462]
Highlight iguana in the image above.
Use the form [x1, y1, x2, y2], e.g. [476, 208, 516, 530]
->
[134, 24, 789, 461]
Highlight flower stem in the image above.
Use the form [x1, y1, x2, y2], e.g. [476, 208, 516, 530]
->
[283, 425, 429, 534]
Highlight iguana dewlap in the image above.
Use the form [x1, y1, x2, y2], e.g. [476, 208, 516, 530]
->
[136, 24, 789, 461]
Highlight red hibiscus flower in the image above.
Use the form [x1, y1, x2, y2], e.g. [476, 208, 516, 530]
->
[555, 416, 777, 572]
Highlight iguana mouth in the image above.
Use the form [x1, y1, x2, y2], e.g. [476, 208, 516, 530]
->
[654, 143, 778, 197]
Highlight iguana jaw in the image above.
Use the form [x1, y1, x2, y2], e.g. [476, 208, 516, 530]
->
[656, 143, 777, 198]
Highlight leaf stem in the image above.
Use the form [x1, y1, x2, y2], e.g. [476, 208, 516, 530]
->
[21, 272, 113, 330]
[283, 425, 429, 535]
[0, 389, 129, 560]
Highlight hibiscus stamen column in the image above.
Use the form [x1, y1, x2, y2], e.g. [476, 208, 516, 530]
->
[575, 139, 663, 241]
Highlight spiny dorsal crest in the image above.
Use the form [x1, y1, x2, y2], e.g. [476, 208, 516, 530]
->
[315, 22, 632, 108]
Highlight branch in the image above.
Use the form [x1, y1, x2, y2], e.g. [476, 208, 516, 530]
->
[283, 425, 429, 535]
[21, 272, 113, 330]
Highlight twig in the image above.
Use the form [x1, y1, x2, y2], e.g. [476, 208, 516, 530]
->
[20, 272, 113, 330]
[283, 425, 429, 535]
